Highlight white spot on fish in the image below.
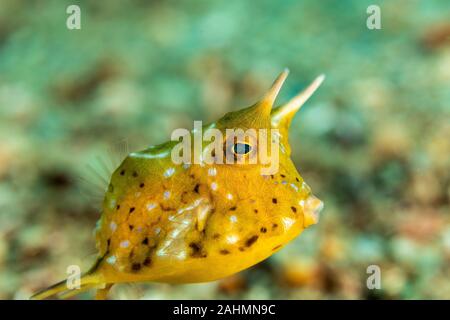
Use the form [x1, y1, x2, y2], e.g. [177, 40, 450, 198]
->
[106, 255, 116, 265]
[110, 222, 117, 232]
[290, 183, 299, 192]
[282, 217, 295, 230]
[147, 203, 157, 211]
[163, 191, 171, 199]
[230, 215, 237, 223]
[120, 240, 130, 248]
[183, 163, 191, 170]
[211, 182, 218, 191]
[226, 193, 233, 200]
[281, 180, 287, 185]
[164, 167, 175, 178]
[299, 199, 305, 207]
[154, 227, 161, 235]
[135, 192, 141, 197]
[226, 234, 239, 244]
[208, 168, 217, 176]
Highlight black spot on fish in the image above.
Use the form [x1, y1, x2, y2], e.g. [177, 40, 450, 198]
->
[116, 205, 120, 210]
[254, 209, 258, 213]
[120, 170, 125, 176]
[229, 206, 237, 211]
[189, 242, 207, 258]
[260, 227, 267, 233]
[291, 206, 297, 213]
[129, 207, 135, 213]
[272, 198, 277, 204]
[189, 242, 200, 252]
[139, 183, 145, 188]
[194, 184, 200, 193]
[132, 171, 138, 177]
[220, 249, 230, 255]
[129, 225, 134, 231]
[272, 245, 282, 251]
[281, 174, 286, 178]
[143, 257, 152, 267]
[245, 235, 259, 247]
[296, 177, 300, 182]
[131, 263, 141, 272]
[272, 223, 278, 229]
[142, 237, 148, 245]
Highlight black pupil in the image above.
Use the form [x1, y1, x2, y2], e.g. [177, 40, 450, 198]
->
[233, 143, 251, 154]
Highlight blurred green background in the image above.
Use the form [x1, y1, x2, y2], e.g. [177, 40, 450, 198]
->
[0, 0, 449, 299]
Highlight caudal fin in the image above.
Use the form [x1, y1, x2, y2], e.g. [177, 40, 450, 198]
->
[30, 273, 101, 300]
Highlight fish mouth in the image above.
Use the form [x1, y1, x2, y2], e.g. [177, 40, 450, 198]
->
[303, 194, 323, 227]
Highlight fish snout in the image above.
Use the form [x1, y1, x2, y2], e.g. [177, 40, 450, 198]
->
[303, 195, 323, 227]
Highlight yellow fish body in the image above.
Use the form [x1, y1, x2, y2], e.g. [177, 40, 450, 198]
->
[32, 69, 324, 299]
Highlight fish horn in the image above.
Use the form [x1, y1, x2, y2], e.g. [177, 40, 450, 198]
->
[255, 68, 290, 115]
[271, 74, 325, 128]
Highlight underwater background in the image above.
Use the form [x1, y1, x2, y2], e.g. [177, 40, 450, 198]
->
[0, 0, 449, 299]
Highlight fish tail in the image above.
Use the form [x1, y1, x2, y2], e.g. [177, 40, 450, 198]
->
[30, 273, 102, 300]
[30, 258, 106, 300]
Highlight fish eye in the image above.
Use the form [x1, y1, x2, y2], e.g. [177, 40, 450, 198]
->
[232, 143, 252, 155]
